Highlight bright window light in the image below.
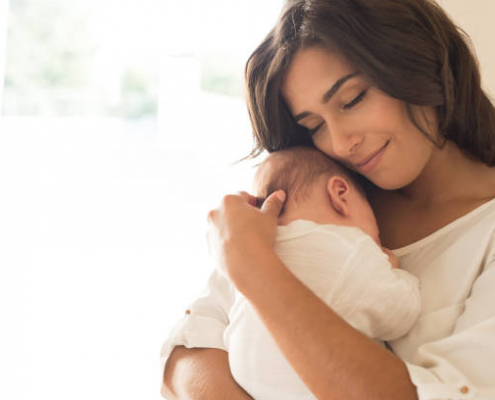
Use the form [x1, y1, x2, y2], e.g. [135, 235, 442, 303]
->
[0, 1, 282, 399]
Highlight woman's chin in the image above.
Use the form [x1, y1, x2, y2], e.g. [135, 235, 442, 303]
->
[366, 174, 415, 192]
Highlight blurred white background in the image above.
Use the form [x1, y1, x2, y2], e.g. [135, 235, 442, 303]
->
[0, 1, 281, 399]
[0, 1, 494, 399]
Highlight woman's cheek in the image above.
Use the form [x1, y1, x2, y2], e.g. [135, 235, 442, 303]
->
[369, 142, 432, 190]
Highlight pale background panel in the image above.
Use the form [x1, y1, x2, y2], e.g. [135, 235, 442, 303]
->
[0, 1, 280, 400]
[0, 0, 8, 107]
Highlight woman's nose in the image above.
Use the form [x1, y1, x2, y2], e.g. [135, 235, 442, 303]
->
[330, 125, 364, 158]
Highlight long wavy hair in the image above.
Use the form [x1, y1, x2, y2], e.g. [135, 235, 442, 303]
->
[245, 0, 495, 165]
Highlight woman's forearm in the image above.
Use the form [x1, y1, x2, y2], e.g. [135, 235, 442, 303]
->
[235, 252, 418, 400]
[162, 346, 253, 399]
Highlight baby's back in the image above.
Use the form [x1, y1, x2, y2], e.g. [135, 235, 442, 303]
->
[224, 221, 369, 399]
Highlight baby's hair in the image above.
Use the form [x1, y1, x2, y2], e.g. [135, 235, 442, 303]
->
[255, 146, 364, 209]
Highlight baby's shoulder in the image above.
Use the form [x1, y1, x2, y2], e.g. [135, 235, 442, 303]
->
[277, 220, 374, 250]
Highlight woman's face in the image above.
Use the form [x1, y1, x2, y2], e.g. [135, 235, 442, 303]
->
[280, 46, 438, 190]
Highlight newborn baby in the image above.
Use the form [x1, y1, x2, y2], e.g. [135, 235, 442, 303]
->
[224, 147, 421, 400]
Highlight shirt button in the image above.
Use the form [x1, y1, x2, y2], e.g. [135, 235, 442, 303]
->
[185, 309, 191, 315]
[460, 386, 469, 394]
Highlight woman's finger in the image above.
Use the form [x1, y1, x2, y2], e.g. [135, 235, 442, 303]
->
[207, 209, 217, 223]
[260, 190, 286, 217]
[237, 191, 258, 207]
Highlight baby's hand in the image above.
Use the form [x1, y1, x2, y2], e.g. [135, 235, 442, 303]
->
[382, 247, 400, 269]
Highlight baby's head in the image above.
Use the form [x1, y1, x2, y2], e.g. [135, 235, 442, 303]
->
[254, 147, 380, 244]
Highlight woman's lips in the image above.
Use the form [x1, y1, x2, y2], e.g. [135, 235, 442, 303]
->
[356, 141, 389, 173]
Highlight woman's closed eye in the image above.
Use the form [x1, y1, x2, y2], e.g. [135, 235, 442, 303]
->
[307, 90, 368, 136]
[308, 122, 325, 136]
[342, 89, 367, 110]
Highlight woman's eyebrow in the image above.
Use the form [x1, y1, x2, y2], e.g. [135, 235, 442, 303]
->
[294, 72, 360, 122]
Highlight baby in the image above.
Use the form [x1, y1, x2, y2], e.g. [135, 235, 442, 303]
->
[224, 147, 421, 399]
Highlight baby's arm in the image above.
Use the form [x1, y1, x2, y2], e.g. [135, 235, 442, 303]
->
[330, 237, 421, 341]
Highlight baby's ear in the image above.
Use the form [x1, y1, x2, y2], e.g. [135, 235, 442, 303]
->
[326, 176, 350, 216]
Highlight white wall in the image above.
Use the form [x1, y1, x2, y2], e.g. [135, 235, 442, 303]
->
[0, 0, 8, 110]
[0, 2, 279, 399]
[437, 0, 495, 97]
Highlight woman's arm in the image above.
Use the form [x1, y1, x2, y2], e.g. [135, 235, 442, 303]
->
[162, 346, 253, 399]
[160, 269, 249, 398]
[207, 191, 418, 400]
[238, 252, 417, 400]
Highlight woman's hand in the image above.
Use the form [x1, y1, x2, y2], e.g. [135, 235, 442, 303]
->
[207, 190, 286, 289]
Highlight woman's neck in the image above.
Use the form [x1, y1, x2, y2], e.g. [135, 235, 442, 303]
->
[397, 141, 495, 207]
[368, 141, 495, 249]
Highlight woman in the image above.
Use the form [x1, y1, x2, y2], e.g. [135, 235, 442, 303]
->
[162, 0, 495, 398]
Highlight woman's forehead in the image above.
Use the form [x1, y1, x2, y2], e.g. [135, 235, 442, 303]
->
[281, 47, 357, 110]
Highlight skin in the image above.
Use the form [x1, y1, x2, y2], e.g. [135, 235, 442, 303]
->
[162, 347, 253, 399]
[162, 46, 495, 399]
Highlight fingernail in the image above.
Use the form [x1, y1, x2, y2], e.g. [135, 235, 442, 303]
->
[276, 190, 286, 202]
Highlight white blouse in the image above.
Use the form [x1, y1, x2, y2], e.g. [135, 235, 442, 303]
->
[161, 198, 495, 400]
[388, 197, 495, 400]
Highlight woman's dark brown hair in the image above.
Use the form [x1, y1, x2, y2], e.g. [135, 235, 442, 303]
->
[245, 0, 495, 165]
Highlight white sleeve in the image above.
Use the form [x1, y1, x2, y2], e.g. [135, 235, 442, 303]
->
[159, 269, 235, 373]
[330, 237, 421, 341]
[404, 259, 495, 400]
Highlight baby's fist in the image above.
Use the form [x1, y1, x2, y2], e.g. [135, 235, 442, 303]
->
[382, 247, 400, 269]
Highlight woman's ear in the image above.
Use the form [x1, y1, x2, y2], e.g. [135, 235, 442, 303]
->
[326, 176, 350, 216]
